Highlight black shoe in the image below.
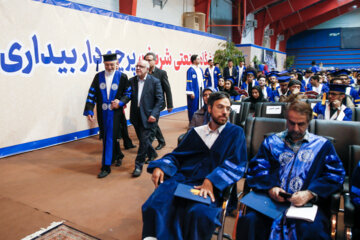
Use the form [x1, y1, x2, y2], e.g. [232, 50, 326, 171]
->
[145, 153, 158, 164]
[155, 142, 166, 150]
[125, 144, 136, 150]
[115, 159, 122, 167]
[132, 167, 142, 177]
[98, 170, 110, 178]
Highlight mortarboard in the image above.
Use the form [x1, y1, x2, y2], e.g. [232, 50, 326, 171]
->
[334, 69, 351, 76]
[102, 53, 119, 62]
[329, 84, 347, 93]
[277, 76, 291, 83]
[174, 183, 211, 205]
[267, 71, 279, 78]
[225, 78, 234, 84]
[203, 86, 216, 93]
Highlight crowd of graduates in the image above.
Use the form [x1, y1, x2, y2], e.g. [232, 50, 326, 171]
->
[187, 56, 360, 122]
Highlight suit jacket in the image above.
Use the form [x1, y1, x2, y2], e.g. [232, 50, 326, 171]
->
[149, 67, 173, 110]
[223, 66, 239, 85]
[129, 74, 164, 129]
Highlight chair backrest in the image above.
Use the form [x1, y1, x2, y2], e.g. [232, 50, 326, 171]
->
[349, 145, 360, 178]
[254, 102, 288, 118]
[354, 107, 360, 122]
[307, 99, 323, 110]
[245, 117, 287, 160]
[310, 120, 360, 176]
[231, 102, 251, 128]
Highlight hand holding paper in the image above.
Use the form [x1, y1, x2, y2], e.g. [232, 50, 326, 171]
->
[289, 190, 314, 207]
[194, 178, 215, 202]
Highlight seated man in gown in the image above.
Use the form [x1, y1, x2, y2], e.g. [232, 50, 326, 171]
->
[236, 100, 345, 240]
[142, 91, 247, 240]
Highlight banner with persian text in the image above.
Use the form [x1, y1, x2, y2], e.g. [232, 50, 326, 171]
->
[0, 0, 225, 157]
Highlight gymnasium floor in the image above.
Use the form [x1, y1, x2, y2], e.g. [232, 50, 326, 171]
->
[0, 111, 344, 239]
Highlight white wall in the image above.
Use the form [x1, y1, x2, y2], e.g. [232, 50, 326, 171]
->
[136, 0, 195, 26]
[70, 0, 119, 12]
[241, 13, 255, 44]
[312, 7, 360, 29]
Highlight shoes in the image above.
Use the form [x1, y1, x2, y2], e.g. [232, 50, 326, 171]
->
[132, 167, 142, 177]
[145, 153, 158, 164]
[155, 142, 166, 150]
[98, 170, 110, 178]
[115, 159, 122, 167]
[125, 144, 136, 150]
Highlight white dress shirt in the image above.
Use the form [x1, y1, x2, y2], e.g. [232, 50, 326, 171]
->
[138, 74, 147, 107]
[194, 122, 226, 149]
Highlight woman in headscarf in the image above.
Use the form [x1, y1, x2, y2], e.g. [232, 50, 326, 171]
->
[243, 85, 267, 110]
[216, 77, 225, 91]
[224, 78, 240, 102]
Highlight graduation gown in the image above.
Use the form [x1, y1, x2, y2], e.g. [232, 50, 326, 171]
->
[238, 133, 345, 240]
[313, 102, 352, 121]
[83, 70, 131, 166]
[346, 87, 360, 107]
[186, 66, 205, 121]
[142, 123, 247, 240]
[351, 161, 360, 237]
[204, 66, 222, 88]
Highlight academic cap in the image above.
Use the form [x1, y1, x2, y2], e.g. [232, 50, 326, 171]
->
[267, 71, 279, 77]
[334, 69, 351, 76]
[245, 70, 256, 76]
[225, 78, 234, 84]
[329, 84, 347, 93]
[203, 87, 216, 93]
[102, 53, 119, 62]
[277, 76, 291, 83]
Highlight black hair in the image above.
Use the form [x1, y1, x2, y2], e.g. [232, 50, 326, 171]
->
[144, 52, 157, 61]
[310, 75, 319, 81]
[191, 54, 198, 63]
[207, 91, 231, 107]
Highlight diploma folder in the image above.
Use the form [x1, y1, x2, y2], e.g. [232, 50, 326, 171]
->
[174, 183, 211, 205]
[240, 191, 290, 219]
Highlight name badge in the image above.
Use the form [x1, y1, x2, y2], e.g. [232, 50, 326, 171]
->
[266, 106, 282, 115]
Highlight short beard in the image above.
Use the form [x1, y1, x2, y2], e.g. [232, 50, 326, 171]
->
[212, 116, 228, 126]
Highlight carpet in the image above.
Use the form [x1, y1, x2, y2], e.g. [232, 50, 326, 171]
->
[22, 221, 99, 240]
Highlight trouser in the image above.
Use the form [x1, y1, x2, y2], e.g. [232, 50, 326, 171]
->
[149, 122, 165, 145]
[134, 120, 157, 169]
[120, 113, 134, 148]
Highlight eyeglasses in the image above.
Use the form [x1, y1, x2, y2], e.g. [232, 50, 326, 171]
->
[328, 92, 343, 96]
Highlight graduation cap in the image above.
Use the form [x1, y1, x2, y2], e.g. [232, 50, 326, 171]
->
[96, 53, 119, 72]
[334, 69, 351, 76]
[329, 84, 347, 93]
[267, 71, 279, 77]
[225, 78, 234, 84]
[278, 75, 291, 83]
[278, 70, 289, 76]
[245, 70, 256, 76]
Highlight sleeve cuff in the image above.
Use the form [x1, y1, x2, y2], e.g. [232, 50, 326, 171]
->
[83, 110, 94, 116]
[118, 101, 125, 107]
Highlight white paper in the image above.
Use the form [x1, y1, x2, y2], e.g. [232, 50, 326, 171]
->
[231, 105, 241, 113]
[266, 106, 282, 115]
[286, 204, 318, 222]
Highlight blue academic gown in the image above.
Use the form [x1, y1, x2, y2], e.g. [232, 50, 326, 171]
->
[204, 66, 222, 88]
[346, 86, 360, 107]
[186, 66, 204, 122]
[306, 84, 329, 95]
[270, 88, 288, 102]
[241, 81, 259, 93]
[237, 133, 345, 240]
[313, 102, 352, 121]
[83, 71, 131, 167]
[351, 161, 360, 238]
[142, 123, 247, 240]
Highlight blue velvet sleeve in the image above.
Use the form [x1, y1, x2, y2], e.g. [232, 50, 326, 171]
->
[206, 127, 247, 191]
[351, 161, 360, 207]
[307, 141, 345, 198]
[246, 136, 281, 191]
[343, 108, 353, 121]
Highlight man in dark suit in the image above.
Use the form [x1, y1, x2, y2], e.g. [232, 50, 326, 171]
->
[223, 59, 239, 86]
[144, 52, 173, 153]
[129, 60, 164, 177]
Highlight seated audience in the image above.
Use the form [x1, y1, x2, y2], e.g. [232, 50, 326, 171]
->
[189, 87, 215, 129]
[216, 77, 225, 91]
[142, 92, 247, 240]
[241, 68, 259, 97]
[257, 75, 272, 100]
[270, 76, 290, 102]
[307, 75, 329, 96]
[243, 85, 268, 110]
[224, 78, 241, 101]
[236, 101, 345, 240]
[313, 84, 353, 121]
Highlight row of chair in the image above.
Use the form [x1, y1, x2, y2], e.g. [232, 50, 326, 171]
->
[231, 101, 360, 122]
[240, 116, 360, 240]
